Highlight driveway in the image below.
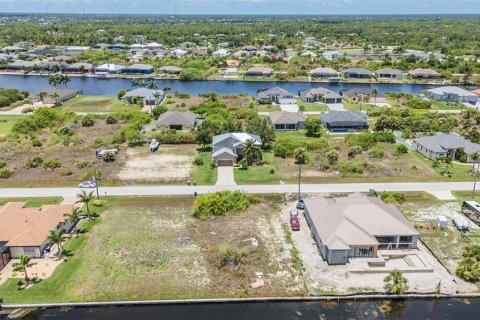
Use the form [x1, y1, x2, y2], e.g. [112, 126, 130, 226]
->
[215, 166, 236, 186]
[279, 104, 299, 112]
[326, 103, 346, 111]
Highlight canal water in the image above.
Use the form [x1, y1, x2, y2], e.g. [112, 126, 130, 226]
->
[0, 74, 440, 96]
[3, 299, 479, 320]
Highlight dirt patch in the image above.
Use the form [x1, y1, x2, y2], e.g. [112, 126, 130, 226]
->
[116, 144, 196, 183]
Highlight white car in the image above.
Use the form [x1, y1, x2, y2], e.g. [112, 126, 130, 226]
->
[150, 139, 160, 152]
[78, 181, 96, 188]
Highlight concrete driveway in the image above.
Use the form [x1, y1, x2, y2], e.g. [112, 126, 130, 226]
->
[279, 104, 299, 112]
[326, 103, 346, 111]
[215, 166, 236, 186]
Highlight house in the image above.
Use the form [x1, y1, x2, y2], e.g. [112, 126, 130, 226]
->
[122, 64, 154, 75]
[95, 63, 125, 76]
[64, 62, 93, 74]
[320, 111, 368, 132]
[145, 42, 164, 50]
[246, 67, 274, 77]
[267, 111, 307, 130]
[91, 43, 109, 50]
[170, 49, 189, 57]
[257, 87, 296, 104]
[212, 49, 231, 58]
[341, 88, 386, 104]
[5, 60, 36, 72]
[0, 202, 74, 263]
[225, 60, 241, 68]
[2, 46, 26, 53]
[31, 87, 80, 104]
[408, 68, 441, 79]
[212, 133, 262, 166]
[241, 45, 258, 55]
[300, 51, 317, 57]
[303, 194, 419, 265]
[158, 66, 183, 75]
[310, 67, 339, 78]
[425, 86, 479, 104]
[156, 111, 198, 130]
[232, 50, 249, 58]
[322, 51, 342, 60]
[108, 43, 128, 51]
[299, 88, 342, 104]
[374, 68, 404, 80]
[342, 68, 371, 79]
[412, 133, 480, 163]
[122, 88, 165, 106]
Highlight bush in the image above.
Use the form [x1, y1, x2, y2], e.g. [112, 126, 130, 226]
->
[80, 169, 102, 181]
[217, 244, 246, 269]
[105, 115, 117, 124]
[192, 155, 204, 166]
[368, 145, 385, 158]
[75, 160, 93, 169]
[326, 150, 339, 165]
[394, 144, 409, 156]
[238, 158, 249, 169]
[81, 115, 95, 127]
[192, 191, 259, 220]
[92, 199, 103, 207]
[0, 168, 12, 179]
[32, 139, 42, 147]
[117, 89, 127, 99]
[348, 146, 363, 158]
[152, 130, 196, 144]
[152, 105, 168, 118]
[60, 167, 73, 176]
[58, 125, 74, 136]
[42, 159, 61, 170]
[25, 157, 44, 168]
[270, 168, 275, 174]
[102, 152, 116, 162]
[456, 257, 480, 282]
[339, 159, 366, 177]
[273, 137, 329, 158]
[381, 192, 406, 204]
[0, 161, 6, 169]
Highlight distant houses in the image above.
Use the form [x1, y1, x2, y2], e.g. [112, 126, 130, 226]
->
[212, 133, 262, 166]
[320, 111, 368, 133]
[374, 68, 404, 80]
[65, 62, 93, 74]
[257, 87, 296, 104]
[309, 67, 339, 78]
[122, 88, 164, 105]
[158, 66, 183, 75]
[94, 63, 125, 76]
[408, 68, 441, 79]
[412, 133, 480, 163]
[425, 86, 479, 104]
[299, 88, 342, 104]
[342, 68, 371, 79]
[341, 88, 386, 104]
[156, 111, 198, 131]
[267, 111, 307, 131]
[31, 87, 80, 104]
[121, 64, 154, 75]
[246, 67, 274, 77]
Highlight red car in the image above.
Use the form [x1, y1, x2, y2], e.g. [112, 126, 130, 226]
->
[290, 216, 300, 231]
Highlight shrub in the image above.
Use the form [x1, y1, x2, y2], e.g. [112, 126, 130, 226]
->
[58, 125, 74, 136]
[456, 257, 480, 282]
[192, 155, 204, 166]
[105, 115, 117, 124]
[348, 146, 363, 159]
[60, 167, 73, 176]
[152, 105, 168, 118]
[381, 192, 406, 204]
[270, 168, 275, 174]
[394, 144, 409, 156]
[304, 116, 322, 137]
[217, 244, 246, 269]
[80, 169, 102, 181]
[25, 157, 44, 168]
[192, 191, 259, 220]
[31, 139, 42, 147]
[339, 159, 366, 177]
[42, 159, 61, 170]
[0, 161, 5, 169]
[238, 158, 249, 169]
[81, 115, 95, 127]
[368, 145, 385, 158]
[326, 150, 339, 165]
[152, 130, 196, 144]
[102, 152, 116, 162]
[117, 89, 127, 99]
[92, 199, 103, 207]
[75, 160, 93, 169]
[0, 168, 12, 179]
[463, 245, 480, 260]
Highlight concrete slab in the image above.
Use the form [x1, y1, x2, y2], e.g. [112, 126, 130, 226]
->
[279, 104, 299, 112]
[326, 103, 346, 111]
[427, 191, 457, 200]
[216, 166, 236, 186]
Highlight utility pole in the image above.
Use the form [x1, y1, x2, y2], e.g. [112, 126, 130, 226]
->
[298, 163, 302, 200]
[93, 165, 100, 200]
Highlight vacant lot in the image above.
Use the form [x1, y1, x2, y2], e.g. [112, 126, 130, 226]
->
[167, 94, 253, 111]
[61, 96, 131, 113]
[0, 196, 305, 303]
[117, 144, 197, 184]
[0, 115, 21, 137]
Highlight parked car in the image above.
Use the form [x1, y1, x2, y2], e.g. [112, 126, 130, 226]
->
[296, 199, 305, 210]
[96, 147, 119, 159]
[289, 210, 299, 217]
[290, 216, 300, 231]
[79, 180, 96, 188]
[150, 139, 160, 152]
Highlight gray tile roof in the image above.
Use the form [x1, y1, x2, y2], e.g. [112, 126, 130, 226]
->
[257, 87, 295, 100]
[299, 87, 342, 100]
[123, 88, 164, 100]
[268, 111, 307, 125]
[342, 88, 385, 98]
[156, 111, 196, 127]
[413, 133, 480, 155]
[320, 111, 367, 127]
[342, 68, 371, 76]
[427, 86, 478, 97]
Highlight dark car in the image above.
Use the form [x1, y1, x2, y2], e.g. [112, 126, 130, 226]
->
[296, 199, 305, 210]
[290, 216, 300, 231]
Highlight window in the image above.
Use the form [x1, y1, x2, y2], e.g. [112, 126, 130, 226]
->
[169, 125, 183, 130]
[285, 124, 296, 130]
[353, 247, 374, 258]
[399, 236, 412, 243]
[23, 247, 37, 257]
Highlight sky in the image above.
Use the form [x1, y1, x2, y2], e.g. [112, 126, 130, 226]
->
[0, 0, 480, 15]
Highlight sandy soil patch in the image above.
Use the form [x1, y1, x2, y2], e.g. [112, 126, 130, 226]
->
[116, 145, 196, 182]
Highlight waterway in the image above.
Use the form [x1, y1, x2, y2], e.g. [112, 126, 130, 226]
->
[0, 74, 440, 96]
[2, 298, 478, 320]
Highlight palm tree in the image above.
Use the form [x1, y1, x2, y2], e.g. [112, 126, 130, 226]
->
[38, 91, 47, 103]
[384, 269, 409, 294]
[77, 190, 94, 220]
[12, 254, 35, 284]
[152, 91, 162, 106]
[64, 207, 82, 237]
[443, 156, 453, 175]
[131, 79, 139, 87]
[50, 92, 60, 104]
[372, 88, 379, 106]
[148, 79, 158, 90]
[61, 74, 71, 88]
[163, 86, 172, 92]
[139, 79, 147, 87]
[48, 229, 66, 257]
[294, 148, 308, 200]
[472, 152, 480, 199]
[243, 139, 262, 165]
[48, 74, 58, 88]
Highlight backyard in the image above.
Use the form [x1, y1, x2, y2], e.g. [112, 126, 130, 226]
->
[0, 115, 21, 137]
[60, 96, 132, 113]
[0, 196, 305, 303]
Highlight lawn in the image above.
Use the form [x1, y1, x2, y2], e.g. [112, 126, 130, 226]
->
[255, 104, 281, 112]
[298, 100, 328, 112]
[0, 197, 63, 207]
[190, 151, 217, 185]
[234, 152, 280, 184]
[0, 115, 22, 137]
[60, 96, 132, 113]
[342, 101, 384, 112]
[0, 196, 304, 303]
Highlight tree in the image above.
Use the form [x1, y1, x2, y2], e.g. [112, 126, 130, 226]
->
[48, 74, 59, 88]
[294, 147, 309, 200]
[64, 207, 82, 237]
[243, 139, 262, 165]
[372, 88, 379, 106]
[472, 152, 480, 199]
[38, 91, 47, 103]
[196, 121, 213, 151]
[77, 190, 94, 220]
[304, 116, 322, 137]
[152, 91, 162, 106]
[50, 92, 60, 104]
[152, 105, 168, 118]
[48, 229, 66, 257]
[246, 117, 275, 148]
[384, 269, 409, 294]
[148, 79, 158, 90]
[12, 254, 35, 284]
[326, 150, 339, 165]
[61, 74, 71, 88]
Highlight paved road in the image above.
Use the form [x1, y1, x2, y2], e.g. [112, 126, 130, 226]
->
[0, 182, 474, 199]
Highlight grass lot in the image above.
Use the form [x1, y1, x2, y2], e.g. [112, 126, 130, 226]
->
[190, 152, 217, 185]
[298, 100, 328, 112]
[342, 101, 384, 112]
[0, 196, 304, 303]
[0, 197, 63, 207]
[234, 152, 280, 185]
[0, 115, 22, 137]
[60, 96, 132, 113]
[255, 104, 281, 112]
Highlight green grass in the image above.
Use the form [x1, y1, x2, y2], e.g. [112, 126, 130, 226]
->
[255, 104, 281, 112]
[430, 101, 464, 111]
[190, 152, 217, 185]
[298, 100, 328, 112]
[342, 101, 383, 112]
[0, 115, 22, 137]
[452, 190, 480, 203]
[60, 96, 132, 113]
[0, 197, 63, 207]
[234, 152, 280, 184]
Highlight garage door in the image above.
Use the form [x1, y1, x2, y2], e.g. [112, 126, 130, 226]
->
[217, 160, 234, 166]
